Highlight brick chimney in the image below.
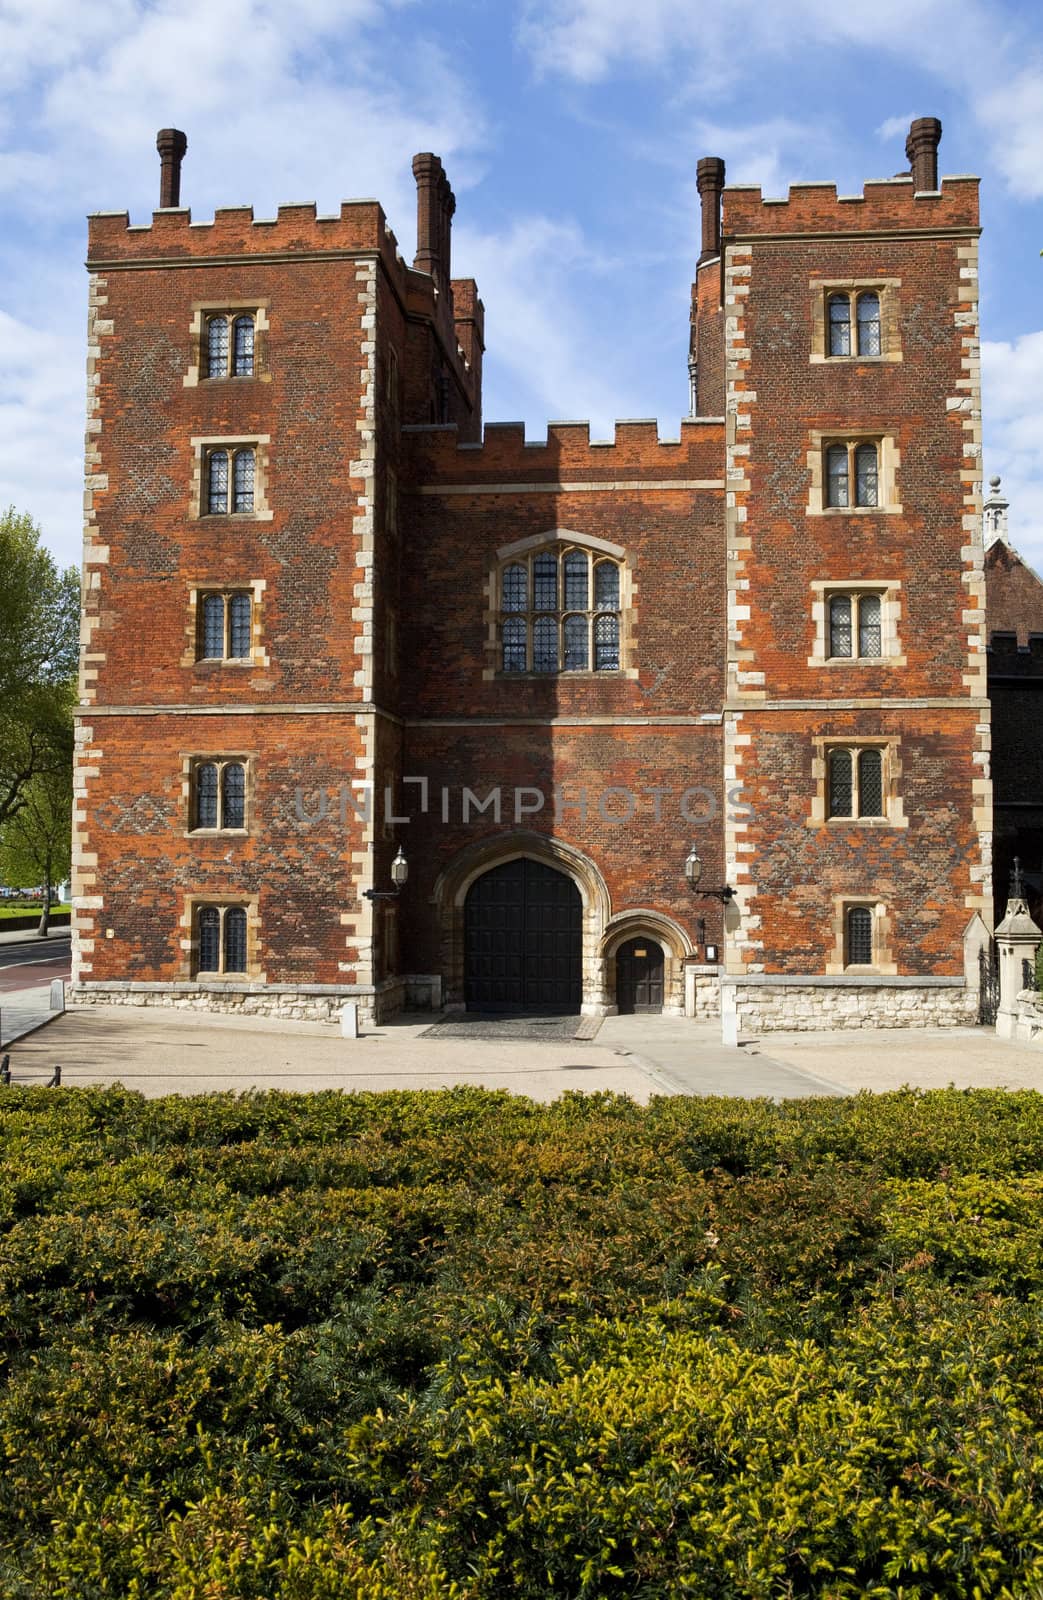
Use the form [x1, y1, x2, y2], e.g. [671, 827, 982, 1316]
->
[905, 117, 942, 193]
[156, 128, 188, 208]
[412, 153, 455, 288]
[696, 156, 726, 263]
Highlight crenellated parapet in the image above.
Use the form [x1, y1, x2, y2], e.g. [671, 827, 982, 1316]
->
[723, 174, 979, 238]
[400, 416, 725, 486]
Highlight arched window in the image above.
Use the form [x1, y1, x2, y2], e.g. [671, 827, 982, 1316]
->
[191, 759, 247, 831]
[826, 445, 849, 508]
[498, 544, 624, 674]
[233, 449, 255, 513]
[856, 293, 881, 357]
[827, 745, 888, 819]
[198, 591, 253, 660]
[232, 316, 255, 376]
[828, 294, 851, 356]
[195, 904, 249, 975]
[207, 449, 229, 514]
[854, 443, 878, 507]
[846, 906, 874, 966]
[206, 316, 229, 377]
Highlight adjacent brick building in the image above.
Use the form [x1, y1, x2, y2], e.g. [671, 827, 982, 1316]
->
[72, 118, 994, 1031]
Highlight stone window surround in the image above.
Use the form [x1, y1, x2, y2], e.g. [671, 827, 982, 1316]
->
[809, 278, 902, 365]
[183, 300, 270, 388]
[826, 895, 897, 977]
[484, 528, 637, 681]
[808, 580, 906, 668]
[809, 736, 908, 829]
[190, 434, 273, 521]
[806, 429, 901, 517]
[181, 579, 269, 669]
[181, 752, 255, 837]
[179, 894, 263, 982]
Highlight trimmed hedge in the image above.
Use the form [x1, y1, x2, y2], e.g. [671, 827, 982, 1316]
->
[2, 1086, 1043, 1594]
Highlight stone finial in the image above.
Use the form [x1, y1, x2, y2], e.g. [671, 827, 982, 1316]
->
[696, 156, 726, 263]
[983, 473, 1009, 545]
[905, 116, 942, 193]
[156, 128, 188, 208]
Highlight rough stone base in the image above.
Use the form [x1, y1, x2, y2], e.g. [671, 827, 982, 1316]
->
[69, 980, 406, 1027]
[731, 980, 977, 1032]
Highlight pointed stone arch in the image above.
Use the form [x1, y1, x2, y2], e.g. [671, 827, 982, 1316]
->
[433, 831, 611, 1012]
[600, 909, 694, 1016]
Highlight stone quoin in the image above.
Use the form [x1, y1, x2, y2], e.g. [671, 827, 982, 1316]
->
[72, 117, 997, 1032]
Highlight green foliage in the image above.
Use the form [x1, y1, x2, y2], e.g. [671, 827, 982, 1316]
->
[3, 1086, 1043, 1593]
[0, 506, 79, 833]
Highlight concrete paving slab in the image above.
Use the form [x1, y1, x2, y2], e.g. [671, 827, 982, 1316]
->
[597, 1015, 847, 1099]
[7, 1005, 663, 1103]
[0, 984, 61, 1048]
[752, 1025, 1043, 1093]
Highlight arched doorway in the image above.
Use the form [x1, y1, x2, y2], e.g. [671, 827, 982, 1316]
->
[464, 858, 582, 1012]
[615, 937, 664, 1014]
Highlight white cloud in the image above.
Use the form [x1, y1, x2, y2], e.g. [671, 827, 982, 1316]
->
[518, 0, 1043, 200]
[983, 332, 1043, 568]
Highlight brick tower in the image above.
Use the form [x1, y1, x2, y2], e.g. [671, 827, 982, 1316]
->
[72, 118, 991, 1032]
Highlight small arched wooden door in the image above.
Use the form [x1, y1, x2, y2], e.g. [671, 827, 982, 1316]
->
[615, 937, 664, 1014]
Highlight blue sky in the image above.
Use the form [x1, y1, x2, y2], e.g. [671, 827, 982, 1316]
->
[1, 0, 1041, 575]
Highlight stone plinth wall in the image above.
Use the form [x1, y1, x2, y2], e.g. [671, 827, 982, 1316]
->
[1012, 991, 1043, 1045]
[69, 980, 406, 1026]
[730, 978, 975, 1033]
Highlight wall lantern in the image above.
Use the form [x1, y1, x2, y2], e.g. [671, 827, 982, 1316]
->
[363, 847, 408, 902]
[684, 845, 735, 903]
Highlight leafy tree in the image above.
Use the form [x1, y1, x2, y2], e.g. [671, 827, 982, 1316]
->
[0, 507, 79, 830]
[0, 688, 73, 934]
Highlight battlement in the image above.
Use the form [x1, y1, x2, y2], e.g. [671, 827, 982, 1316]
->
[401, 416, 725, 485]
[87, 198, 411, 269]
[723, 174, 979, 237]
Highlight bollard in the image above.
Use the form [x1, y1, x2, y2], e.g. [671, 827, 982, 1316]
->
[47, 1065, 62, 1088]
[0, 1055, 9, 1086]
[340, 1002, 359, 1039]
[49, 979, 66, 1013]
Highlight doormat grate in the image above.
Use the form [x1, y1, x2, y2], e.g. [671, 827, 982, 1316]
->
[423, 1013, 603, 1043]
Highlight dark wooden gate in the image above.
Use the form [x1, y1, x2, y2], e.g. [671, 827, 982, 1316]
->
[978, 943, 1000, 1026]
[616, 937, 665, 1014]
[464, 858, 582, 1012]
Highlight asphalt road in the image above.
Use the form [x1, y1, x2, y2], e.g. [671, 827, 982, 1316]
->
[0, 937, 71, 994]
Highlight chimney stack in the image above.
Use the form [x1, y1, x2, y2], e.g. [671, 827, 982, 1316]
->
[156, 128, 188, 208]
[696, 156, 726, 263]
[905, 117, 942, 193]
[412, 152, 455, 289]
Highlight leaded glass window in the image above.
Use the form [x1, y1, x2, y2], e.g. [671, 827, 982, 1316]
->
[856, 293, 881, 356]
[563, 614, 588, 672]
[826, 445, 849, 508]
[496, 546, 624, 674]
[192, 759, 247, 831]
[858, 749, 883, 817]
[855, 444, 878, 507]
[502, 564, 527, 612]
[233, 449, 255, 513]
[195, 763, 219, 829]
[829, 595, 852, 658]
[222, 763, 246, 829]
[533, 615, 558, 673]
[207, 316, 229, 377]
[228, 593, 252, 658]
[195, 904, 249, 976]
[846, 906, 873, 966]
[502, 616, 527, 673]
[198, 906, 221, 972]
[858, 594, 882, 657]
[828, 748, 853, 817]
[224, 907, 247, 973]
[828, 294, 851, 356]
[202, 594, 226, 658]
[207, 450, 229, 514]
[595, 561, 619, 611]
[594, 613, 620, 671]
[233, 316, 254, 376]
[563, 551, 588, 611]
[533, 553, 557, 612]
